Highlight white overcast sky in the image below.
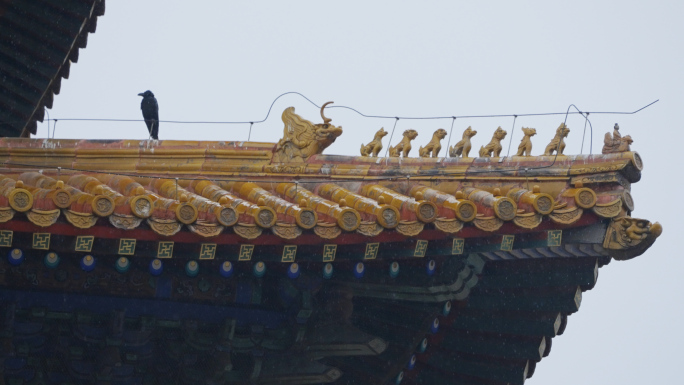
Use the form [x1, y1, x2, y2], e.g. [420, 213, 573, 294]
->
[38, 1, 682, 383]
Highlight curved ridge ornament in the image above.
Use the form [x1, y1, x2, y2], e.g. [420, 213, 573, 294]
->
[602, 123, 633, 154]
[544, 123, 570, 155]
[389, 130, 418, 157]
[449, 126, 477, 158]
[515, 127, 537, 157]
[479, 127, 507, 157]
[360, 127, 387, 157]
[419, 128, 447, 158]
[273, 104, 343, 163]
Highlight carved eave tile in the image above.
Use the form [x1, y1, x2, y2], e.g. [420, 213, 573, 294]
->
[473, 216, 504, 232]
[357, 221, 384, 237]
[513, 212, 543, 229]
[434, 217, 464, 234]
[396, 221, 425, 237]
[549, 207, 583, 225]
[592, 198, 623, 218]
[272, 222, 302, 240]
[0, 207, 14, 223]
[233, 224, 263, 240]
[314, 223, 342, 239]
[110, 213, 143, 230]
[26, 208, 60, 227]
[147, 218, 182, 237]
[64, 210, 98, 229]
[188, 222, 225, 238]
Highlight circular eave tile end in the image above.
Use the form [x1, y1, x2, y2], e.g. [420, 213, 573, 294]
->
[493, 198, 517, 221]
[255, 206, 277, 228]
[92, 195, 115, 217]
[377, 205, 400, 229]
[533, 194, 555, 215]
[574, 188, 597, 209]
[295, 208, 318, 229]
[176, 203, 199, 224]
[455, 201, 477, 222]
[217, 206, 238, 227]
[415, 201, 437, 223]
[337, 208, 361, 232]
[9, 188, 33, 212]
[130, 195, 153, 218]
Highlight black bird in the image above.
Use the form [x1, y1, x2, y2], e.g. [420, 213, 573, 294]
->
[138, 90, 159, 139]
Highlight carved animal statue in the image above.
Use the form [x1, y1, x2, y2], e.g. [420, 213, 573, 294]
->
[478, 127, 507, 157]
[543, 123, 570, 156]
[389, 129, 418, 157]
[360, 127, 388, 157]
[419, 128, 448, 158]
[449, 126, 477, 157]
[273, 102, 343, 163]
[515, 127, 537, 156]
[602, 124, 633, 154]
[602, 134, 633, 154]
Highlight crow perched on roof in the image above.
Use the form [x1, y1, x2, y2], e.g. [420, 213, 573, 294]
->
[138, 90, 159, 139]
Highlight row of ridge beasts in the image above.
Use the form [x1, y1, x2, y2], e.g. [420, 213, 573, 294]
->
[359, 123, 633, 158]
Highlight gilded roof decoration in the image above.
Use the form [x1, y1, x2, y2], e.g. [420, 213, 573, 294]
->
[449, 126, 477, 158]
[0, 133, 655, 246]
[273, 102, 342, 163]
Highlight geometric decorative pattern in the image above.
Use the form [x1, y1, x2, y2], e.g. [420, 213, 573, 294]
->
[0, 230, 12, 247]
[500, 235, 515, 251]
[157, 241, 174, 258]
[414, 240, 428, 258]
[452, 238, 465, 255]
[199, 243, 216, 260]
[32, 233, 51, 250]
[364, 243, 379, 260]
[322, 244, 337, 262]
[118, 238, 136, 255]
[547, 229, 562, 247]
[74, 236, 94, 252]
[239, 244, 254, 261]
[281, 245, 297, 263]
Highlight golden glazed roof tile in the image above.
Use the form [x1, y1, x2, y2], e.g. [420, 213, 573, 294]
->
[0, 134, 653, 249]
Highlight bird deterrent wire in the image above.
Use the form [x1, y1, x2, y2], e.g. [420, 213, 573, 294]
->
[17, 92, 657, 126]
[383, 117, 400, 158]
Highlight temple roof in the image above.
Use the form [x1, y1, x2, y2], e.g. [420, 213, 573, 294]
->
[0, 0, 105, 137]
[0, 135, 661, 384]
[0, 138, 643, 243]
